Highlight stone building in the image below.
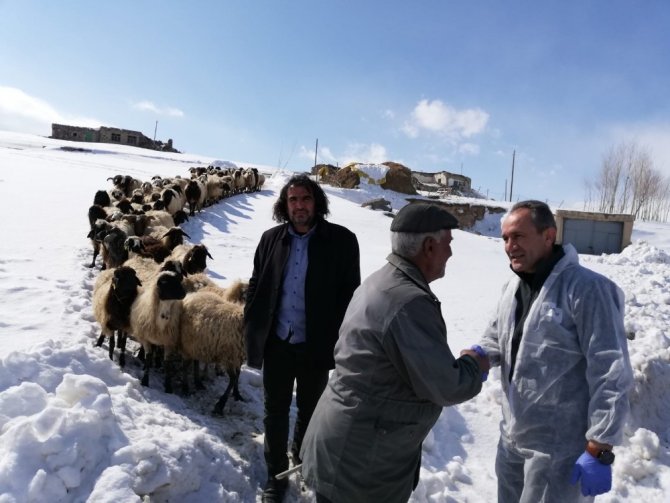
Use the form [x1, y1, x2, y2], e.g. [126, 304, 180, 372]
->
[50, 124, 178, 152]
[411, 170, 472, 192]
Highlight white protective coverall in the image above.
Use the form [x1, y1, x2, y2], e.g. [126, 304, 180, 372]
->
[480, 244, 633, 502]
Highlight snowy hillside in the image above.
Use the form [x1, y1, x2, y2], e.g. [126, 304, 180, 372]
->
[0, 131, 669, 502]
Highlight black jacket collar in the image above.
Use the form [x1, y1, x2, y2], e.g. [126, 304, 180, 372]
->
[513, 244, 565, 291]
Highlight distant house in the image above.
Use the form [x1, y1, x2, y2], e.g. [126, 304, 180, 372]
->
[50, 124, 179, 153]
[555, 209, 634, 255]
[411, 170, 472, 192]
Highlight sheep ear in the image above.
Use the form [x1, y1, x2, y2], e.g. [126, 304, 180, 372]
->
[182, 230, 191, 239]
[135, 277, 143, 287]
[87, 229, 95, 239]
[206, 250, 213, 259]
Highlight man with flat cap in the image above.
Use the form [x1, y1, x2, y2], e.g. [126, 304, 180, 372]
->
[300, 202, 490, 503]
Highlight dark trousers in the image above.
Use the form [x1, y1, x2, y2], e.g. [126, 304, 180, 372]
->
[263, 334, 329, 477]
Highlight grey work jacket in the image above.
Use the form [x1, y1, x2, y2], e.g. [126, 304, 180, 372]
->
[301, 253, 482, 503]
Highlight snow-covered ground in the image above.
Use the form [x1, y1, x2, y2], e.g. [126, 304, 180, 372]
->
[0, 130, 668, 502]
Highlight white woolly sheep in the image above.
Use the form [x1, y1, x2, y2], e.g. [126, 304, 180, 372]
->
[129, 270, 186, 392]
[160, 187, 184, 216]
[178, 291, 246, 414]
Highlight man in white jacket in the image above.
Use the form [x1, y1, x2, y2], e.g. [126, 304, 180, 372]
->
[479, 200, 633, 502]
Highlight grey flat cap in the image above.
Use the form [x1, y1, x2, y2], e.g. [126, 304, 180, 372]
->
[390, 203, 459, 233]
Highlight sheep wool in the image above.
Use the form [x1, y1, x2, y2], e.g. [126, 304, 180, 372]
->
[179, 291, 246, 414]
[91, 266, 142, 366]
[130, 270, 186, 391]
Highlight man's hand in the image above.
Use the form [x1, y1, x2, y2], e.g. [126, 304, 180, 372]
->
[570, 451, 612, 496]
[460, 345, 490, 381]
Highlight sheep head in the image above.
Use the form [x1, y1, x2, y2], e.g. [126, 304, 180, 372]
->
[183, 244, 213, 275]
[162, 227, 190, 250]
[124, 236, 145, 254]
[112, 266, 142, 299]
[173, 210, 189, 225]
[156, 271, 186, 301]
[161, 259, 188, 278]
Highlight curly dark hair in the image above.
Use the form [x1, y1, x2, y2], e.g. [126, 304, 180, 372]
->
[273, 174, 330, 223]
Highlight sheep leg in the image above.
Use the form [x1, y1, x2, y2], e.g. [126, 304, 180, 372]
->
[180, 359, 192, 396]
[87, 243, 100, 268]
[108, 332, 116, 361]
[153, 345, 164, 369]
[231, 368, 244, 402]
[212, 369, 242, 415]
[95, 332, 105, 347]
[194, 361, 205, 390]
[141, 346, 151, 387]
[163, 352, 176, 394]
[118, 331, 127, 368]
[212, 384, 232, 415]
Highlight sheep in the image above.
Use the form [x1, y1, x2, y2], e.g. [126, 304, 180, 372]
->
[101, 227, 129, 270]
[93, 190, 112, 208]
[217, 279, 248, 304]
[108, 174, 142, 198]
[189, 166, 208, 177]
[193, 278, 248, 303]
[204, 175, 225, 205]
[169, 243, 213, 275]
[185, 178, 206, 216]
[87, 206, 109, 268]
[92, 266, 142, 367]
[129, 270, 186, 392]
[122, 252, 163, 281]
[178, 291, 246, 414]
[93, 216, 151, 269]
[134, 227, 190, 263]
[161, 187, 184, 216]
[173, 209, 189, 226]
[145, 209, 176, 229]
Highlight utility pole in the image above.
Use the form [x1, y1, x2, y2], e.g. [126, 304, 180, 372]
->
[509, 149, 516, 202]
[153, 120, 158, 141]
[314, 138, 319, 181]
[504, 179, 508, 201]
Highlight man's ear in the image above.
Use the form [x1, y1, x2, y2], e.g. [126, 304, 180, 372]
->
[421, 236, 434, 255]
[544, 227, 557, 245]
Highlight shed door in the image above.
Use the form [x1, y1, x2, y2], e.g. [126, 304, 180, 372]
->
[562, 219, 623, 255]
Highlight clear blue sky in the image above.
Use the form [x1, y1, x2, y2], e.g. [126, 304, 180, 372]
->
[2, 0, 669, 206]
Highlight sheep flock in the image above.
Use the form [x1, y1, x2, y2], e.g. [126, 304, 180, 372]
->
[89, 165, 261, 414]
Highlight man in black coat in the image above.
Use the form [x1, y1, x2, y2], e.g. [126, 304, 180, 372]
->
[244, 174, 360, 502]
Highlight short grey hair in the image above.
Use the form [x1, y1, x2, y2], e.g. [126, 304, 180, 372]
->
[391, 229, 449, 258]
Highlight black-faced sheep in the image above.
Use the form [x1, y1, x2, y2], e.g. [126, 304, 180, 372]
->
[185, 179, 206, 216]
[129, 270, 186, 392]
[178, 291, 246, 414]
[92, 266, 142, 367]
[87, 206, 109, 268]
[108, 175, 142, 198]
[161, 187, 184, 216]
[169, 243, 213, 275]
[91, 225, 129, 270]
[134, 227, 190, 263]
